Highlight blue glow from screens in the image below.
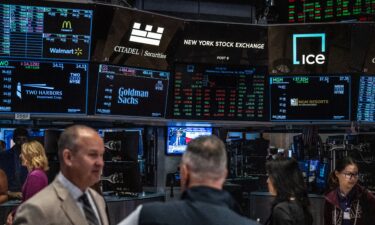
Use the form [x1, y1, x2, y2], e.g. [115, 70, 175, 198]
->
[298, 160, 319, 182]
[316, 162, 329, 189]
[3, 129, 44, 150]
[245, 132, 260, 140]
[166, 127, 213, 155]
[227, 132, 243, 140]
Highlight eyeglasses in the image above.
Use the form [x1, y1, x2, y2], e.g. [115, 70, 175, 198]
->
[341, 172, 359, 179]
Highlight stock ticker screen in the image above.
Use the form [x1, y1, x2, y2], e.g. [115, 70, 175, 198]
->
[0, 60, 88, 114]
[280, 0, 375, 23]
[95, 64, 170, 117]
[357, 76, 375, 122]
[270, 75, 351, 121]
[170, 64, 267, 121]
[0, 2, 93, 61]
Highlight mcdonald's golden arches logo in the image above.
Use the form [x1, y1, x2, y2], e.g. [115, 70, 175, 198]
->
[61, 21, 72, 30]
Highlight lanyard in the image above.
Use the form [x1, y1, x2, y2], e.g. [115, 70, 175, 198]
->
[334, 201, 360, 225]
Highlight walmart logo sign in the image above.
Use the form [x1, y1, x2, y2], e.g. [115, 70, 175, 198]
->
[293, 33, 326, 65]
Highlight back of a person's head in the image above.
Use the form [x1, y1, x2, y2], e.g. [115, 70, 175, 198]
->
[22, 140, 49, 171]
[182, 135, 227, 181]
[13, 127, 29, 147]
[266, 157, 312, 224]
[328, 157, 358, 190]
[13, 127, 29, 139]
[266, 157, 308, 203]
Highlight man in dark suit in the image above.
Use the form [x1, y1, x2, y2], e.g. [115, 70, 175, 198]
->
[0, 127, 29, 197]
[14, 125, 109, 225]
[169, 129, 186, 146]
[119, 135, 258, 225]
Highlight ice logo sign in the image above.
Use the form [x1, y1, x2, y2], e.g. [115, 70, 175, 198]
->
[293, 33, 326, 65]
[129, 22, 164, 46]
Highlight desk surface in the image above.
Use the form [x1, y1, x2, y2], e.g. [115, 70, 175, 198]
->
[1, 200, 21, 207]
[104, 192, 165, 202]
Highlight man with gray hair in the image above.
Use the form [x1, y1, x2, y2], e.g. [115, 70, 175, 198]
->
[118, 135, 258, 225]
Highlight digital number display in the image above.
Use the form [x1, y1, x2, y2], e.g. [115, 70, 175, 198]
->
[270, 75, 351, 121]
[0, 60, 88, 114]
[0, 3, 93, 60]
[357, 76, 375, 122]
[170, 64, 267, 121]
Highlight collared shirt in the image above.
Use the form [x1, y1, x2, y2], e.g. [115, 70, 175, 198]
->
[57, 172, 102, 225]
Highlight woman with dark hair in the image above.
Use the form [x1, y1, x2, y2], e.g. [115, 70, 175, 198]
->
[265, 158, 313, 225]
[324, 157, 375, 225]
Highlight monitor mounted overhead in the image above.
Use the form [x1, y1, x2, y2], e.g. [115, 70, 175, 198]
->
[94, 64, 169, 118]
[269, 75, 351, 122]
[166, 127, 213, 155]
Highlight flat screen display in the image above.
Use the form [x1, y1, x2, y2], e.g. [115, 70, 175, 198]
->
[170, 64, 268, 121]
[95, 64, 169, 117]
[245, 132, 260, 140]
[0, 1, 93, 61]
[357, 75, 375, 122]
[270, 75, 351, 121]
[277, 0, 375, 23]
[166, 127, 212, 155]
[0, 60, 88, 114]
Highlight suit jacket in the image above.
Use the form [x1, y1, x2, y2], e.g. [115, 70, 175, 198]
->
[13, 178, 109, 225]
[169, 136, 186, 146]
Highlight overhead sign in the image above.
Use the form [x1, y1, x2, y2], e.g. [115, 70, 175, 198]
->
[292, 33, 326, 65]
[91, 5, 183, 70]
[175, 21, 268, 66]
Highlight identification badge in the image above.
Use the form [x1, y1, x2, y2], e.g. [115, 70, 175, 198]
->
[343, 208, 351, 220]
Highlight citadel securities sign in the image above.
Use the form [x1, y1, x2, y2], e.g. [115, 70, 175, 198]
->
[113, 22, 167, 59]
[91, 5, 183, 70]
[175, 21, 268, 66]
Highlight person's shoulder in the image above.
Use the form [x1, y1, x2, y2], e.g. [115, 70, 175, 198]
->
[273, 201, 298, 216]
[142, 201, 178, 211]
[29, 169, 47, 177]
[20, 183, 54, 206]
[141, 200, 187, 216]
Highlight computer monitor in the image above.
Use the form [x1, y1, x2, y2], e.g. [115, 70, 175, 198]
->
[166, 127, 212, 155]
[270, 75, 351, 121]
[245, 132, 260, 140]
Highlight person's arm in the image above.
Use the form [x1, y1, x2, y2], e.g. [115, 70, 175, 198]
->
[13, 202, 47, 225]
[323, 200, 333, 225]
[0, 169, 8, 203]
